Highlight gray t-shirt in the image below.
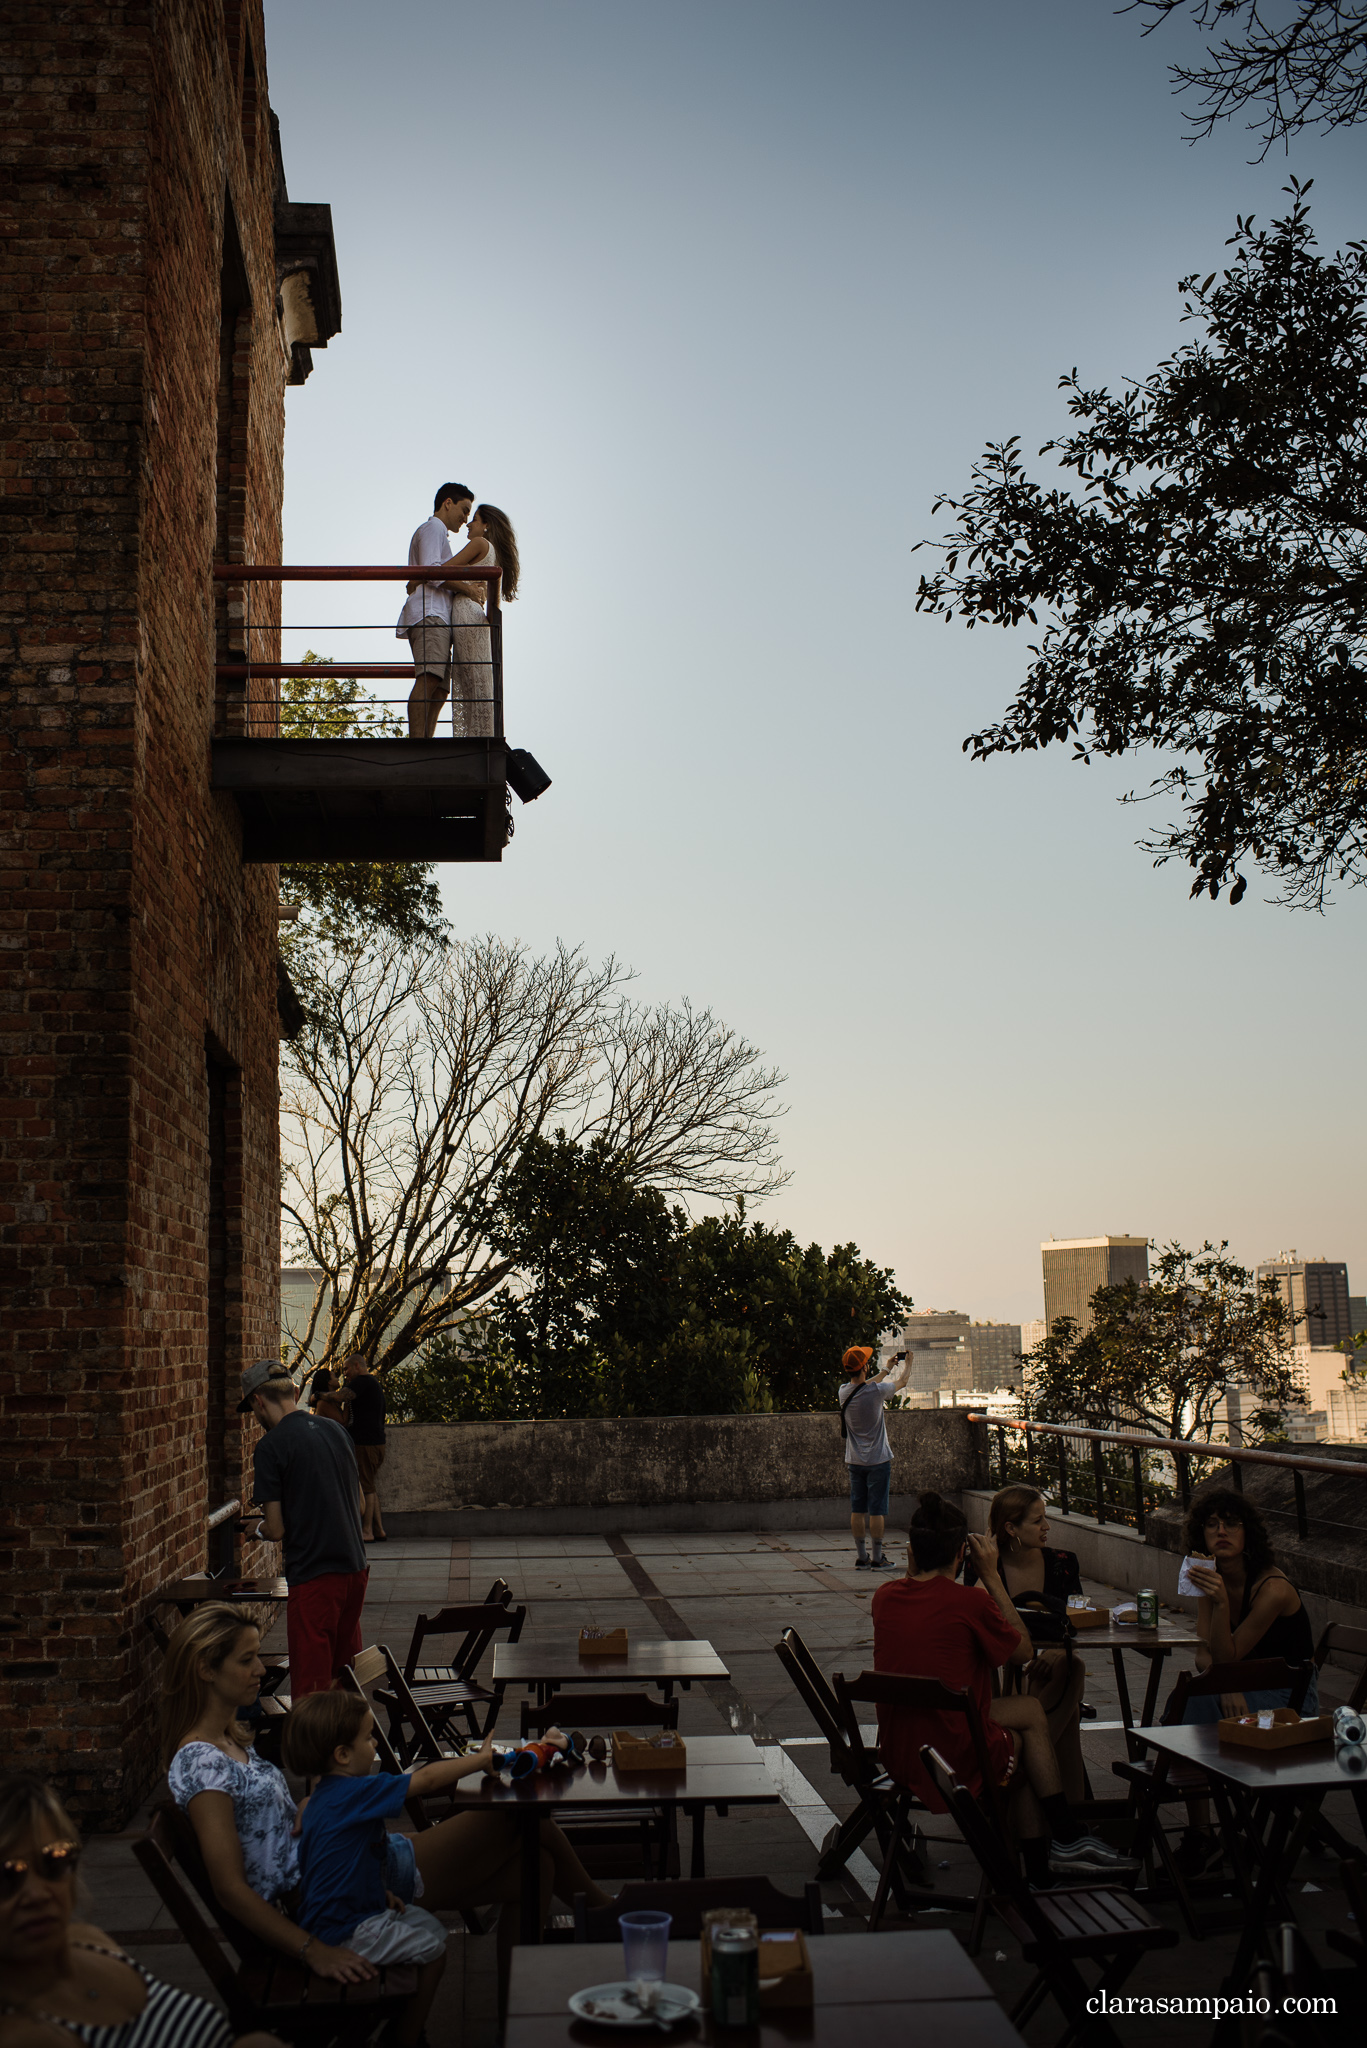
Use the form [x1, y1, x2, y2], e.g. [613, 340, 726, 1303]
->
[840, 1376, 893, 1467]
[252, 1410, 366, 1586]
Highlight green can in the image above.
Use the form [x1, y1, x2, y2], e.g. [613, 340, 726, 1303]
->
[1137, 1587, 1158, 1629]
[710, 1926, 759, 2027]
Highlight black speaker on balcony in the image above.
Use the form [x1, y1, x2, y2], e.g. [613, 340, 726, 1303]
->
[506, 747, 552, 802]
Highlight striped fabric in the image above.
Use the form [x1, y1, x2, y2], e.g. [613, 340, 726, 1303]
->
[15, 1946, 232, 2048]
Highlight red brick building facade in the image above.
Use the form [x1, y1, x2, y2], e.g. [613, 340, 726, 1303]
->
[1, 2, 337, 1824]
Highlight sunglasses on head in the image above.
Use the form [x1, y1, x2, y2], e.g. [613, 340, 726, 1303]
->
[0, 1841, 81, 1900]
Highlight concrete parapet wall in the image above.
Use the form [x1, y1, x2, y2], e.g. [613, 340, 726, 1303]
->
[382, 1408, 985, 1536]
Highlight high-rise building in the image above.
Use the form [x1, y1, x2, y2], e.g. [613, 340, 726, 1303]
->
[968, 1322, 1024, 1387]
[1257, 1254, 1354, 1348]
[1041, 1237, 1150, 1336]
[1019, 1318, 1047, 1357]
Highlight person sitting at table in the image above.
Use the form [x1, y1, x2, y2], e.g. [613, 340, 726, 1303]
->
[873, 1493, 1139, 1885]
[1170, 1488, 1318, 1875]
[962, 1483, 1088, 1802]
[161, 1605, 611, 2001]
[0, 1769, 279, 2048]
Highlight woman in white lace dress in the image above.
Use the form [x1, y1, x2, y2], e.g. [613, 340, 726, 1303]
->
[445, 503, 519, 738]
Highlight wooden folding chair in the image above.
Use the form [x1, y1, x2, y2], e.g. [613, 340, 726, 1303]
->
[395, 1580, 525, 1739]
[774, 1627, 960, 1914]
[1114, 1656, 1312, 1939]
[923, 1746, 1177, 2048]
[366, 1643, 473, 1768]
[134, 1804, 409, 2044]
[832, 1668, 998, 1944]
[573, 1875, 824, 1942]
[519, 1689, 679, 1881]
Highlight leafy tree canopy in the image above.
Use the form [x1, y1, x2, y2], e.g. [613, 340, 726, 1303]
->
[277, 655, 446, 946]
[386, 1131, 909, 1421]
[1023, 1239, 1302, 1442]
[916, 191, 1367, 909]
[1129, 1, 1367, 156]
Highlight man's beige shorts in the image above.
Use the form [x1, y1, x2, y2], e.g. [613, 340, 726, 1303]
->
[409, 615, 452, 684]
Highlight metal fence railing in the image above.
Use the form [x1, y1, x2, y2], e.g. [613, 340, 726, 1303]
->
[968, 1413, 1367, 1543]
[211, 563, 504, 740]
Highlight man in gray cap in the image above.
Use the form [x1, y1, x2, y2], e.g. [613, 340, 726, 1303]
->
[239, 1360, 368, 1696]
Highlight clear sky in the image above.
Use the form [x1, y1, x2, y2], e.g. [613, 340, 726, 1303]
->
[265, 0, 1367, 1325]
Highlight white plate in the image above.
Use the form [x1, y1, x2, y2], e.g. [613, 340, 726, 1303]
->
[567, 1981, 701, 2029]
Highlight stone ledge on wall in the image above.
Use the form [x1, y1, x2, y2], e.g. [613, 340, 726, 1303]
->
[381, 1408, 986, 1536]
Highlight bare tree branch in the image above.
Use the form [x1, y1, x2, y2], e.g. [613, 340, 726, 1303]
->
[281, 932, 788, 1376]
[1128, 1, 1367, 154]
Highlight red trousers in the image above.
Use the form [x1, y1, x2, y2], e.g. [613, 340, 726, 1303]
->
[286, 1569, 369, 1696]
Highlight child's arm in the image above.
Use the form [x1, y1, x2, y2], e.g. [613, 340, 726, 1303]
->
[407, 1733, 501, 1797]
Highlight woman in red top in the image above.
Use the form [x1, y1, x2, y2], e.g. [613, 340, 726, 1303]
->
[872, 1493, 1138, 1885]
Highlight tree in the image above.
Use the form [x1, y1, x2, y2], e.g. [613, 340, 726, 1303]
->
[280, 931, 787, 1377]
[1022, 1240, 1301, 1442]
[1129, 1, 1367, 155]
[916, 191, 1367, 908]
[277, 655, 446, 946]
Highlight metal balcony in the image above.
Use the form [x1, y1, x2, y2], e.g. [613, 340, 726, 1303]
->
[210, 563, 546, 864]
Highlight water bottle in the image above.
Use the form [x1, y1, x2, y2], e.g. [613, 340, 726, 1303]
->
[1334, 1704, 1366, 1746]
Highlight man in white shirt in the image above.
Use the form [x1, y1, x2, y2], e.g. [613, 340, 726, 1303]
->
[839, 1344, 913, 1570]
[397, 482, 473, 738]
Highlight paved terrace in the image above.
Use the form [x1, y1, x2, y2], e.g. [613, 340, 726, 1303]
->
[92, 1531, 1367, 2046]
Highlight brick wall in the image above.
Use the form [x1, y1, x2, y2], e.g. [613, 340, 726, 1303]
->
[0, 0, 296, 1825]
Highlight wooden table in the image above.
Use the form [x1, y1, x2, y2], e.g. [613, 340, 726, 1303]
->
[454, 1735, 778, 1942]
[1135, 1722, 1367, 1981]
[153, 1576, 289, 1615]
[1054, 1618, 1203, 1735]
[492, 1637, 729, 1706]
[505, 1929, 1026, 2045]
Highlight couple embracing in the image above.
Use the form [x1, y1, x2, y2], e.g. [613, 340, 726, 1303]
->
[397, 481, 520, 738]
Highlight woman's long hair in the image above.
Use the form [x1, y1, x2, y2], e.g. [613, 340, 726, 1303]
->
[989, 1484, 1045, 1551]
[1185, 1488, 1276, 1581]
[476, 503, 520, 602]
[160, 1605, 259, 1769]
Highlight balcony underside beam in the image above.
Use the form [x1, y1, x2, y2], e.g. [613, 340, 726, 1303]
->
[211, 738, 507, 864]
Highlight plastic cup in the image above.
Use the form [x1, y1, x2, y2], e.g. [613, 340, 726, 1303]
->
[619, 1910, 672, 1994]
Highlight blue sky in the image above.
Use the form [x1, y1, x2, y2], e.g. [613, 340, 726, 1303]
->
[266, 0, 1367, 1323]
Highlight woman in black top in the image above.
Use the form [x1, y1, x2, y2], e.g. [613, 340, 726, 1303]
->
[963, 1485, 1088, 1801]
[1181, 1489, 1317, 1722]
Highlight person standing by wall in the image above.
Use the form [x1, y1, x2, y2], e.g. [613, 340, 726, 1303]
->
[239, 1361, 368, 1695]
[839, 1344, 912, 1571]
[341, 1353, 388, 1543]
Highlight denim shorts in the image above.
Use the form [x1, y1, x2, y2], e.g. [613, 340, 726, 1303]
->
[1182, 1674, 1319, 1724]
[848, 1461, 892, 1517]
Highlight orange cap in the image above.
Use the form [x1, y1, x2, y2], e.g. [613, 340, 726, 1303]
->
[842, 1346, 874, 1373]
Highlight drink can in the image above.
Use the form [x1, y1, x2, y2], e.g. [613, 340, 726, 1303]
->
[710, 1926, 759, 2027]
[1137, 1587, 1158, 1629]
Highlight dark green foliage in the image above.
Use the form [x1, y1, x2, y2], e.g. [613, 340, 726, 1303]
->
[385, 1132, 909, 1421]
[916, 193, 1367, 909]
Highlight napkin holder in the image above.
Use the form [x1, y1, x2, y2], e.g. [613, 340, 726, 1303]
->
[611, 1729, 687, 1773]
[1218, 1709, 1334, 1751]
[578, 1626, 628, 1656]
[1067, 1606, 1111, 1630]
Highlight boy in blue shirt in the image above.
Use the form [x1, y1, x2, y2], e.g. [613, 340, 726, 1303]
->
[284, 1691, 499, 2044]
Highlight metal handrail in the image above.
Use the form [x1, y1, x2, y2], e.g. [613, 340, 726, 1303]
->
[206, 1498, 242, 1529]
[966, 1412, 1367, 1541]
[211, 562, 505, 738]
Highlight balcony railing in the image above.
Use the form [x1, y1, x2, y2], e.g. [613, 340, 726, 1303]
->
[208, 563, 533, 864]
[969, 1412, 1367, 1542]
[213, 561, 504, 738]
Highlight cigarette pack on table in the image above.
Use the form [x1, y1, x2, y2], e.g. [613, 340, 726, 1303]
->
[578, 1625, 629, 1656]
[611, 1729, 687, 1772]
[699, 1921, 813, 2011]
[1217, 1709, 1334, 1751]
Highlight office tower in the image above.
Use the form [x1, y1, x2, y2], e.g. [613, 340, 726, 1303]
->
[1040, 1236, 1150, 1337]
[1257, 1253, 1354, 1348]
[968, 1322, 1024, 1386]
[1019, 1318, 1047, 1357]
